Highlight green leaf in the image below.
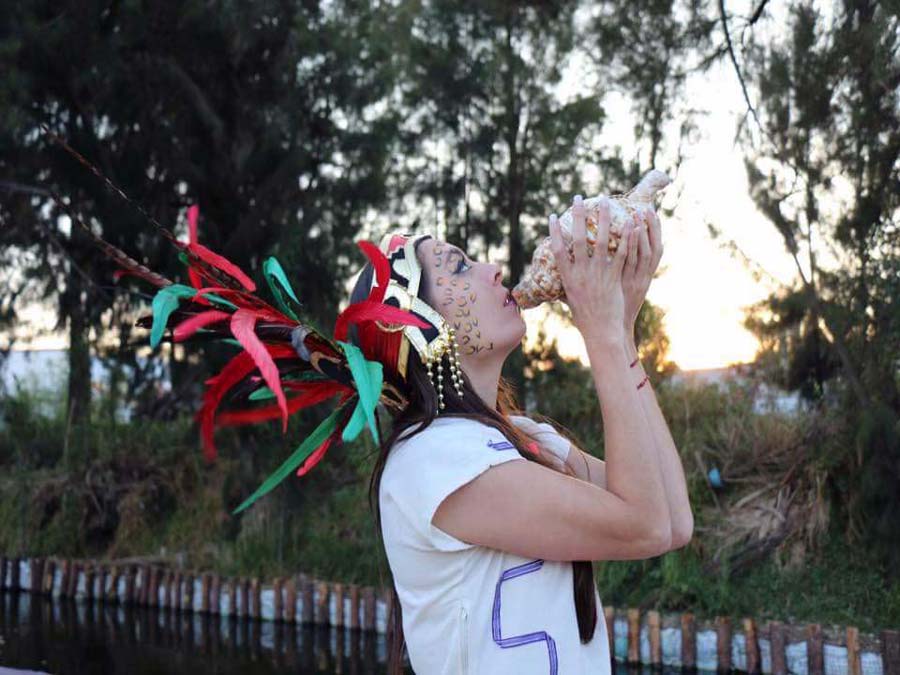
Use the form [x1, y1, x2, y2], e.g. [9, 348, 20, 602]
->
[263, 256, 300, 321]
[149, 285, 197, 348]
[231, 403, 346, 515]
[338, 341, 382, 444]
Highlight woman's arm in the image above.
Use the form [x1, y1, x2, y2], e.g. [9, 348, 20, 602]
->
[624, 333, 693, 547]
[564, 446, 607, 490]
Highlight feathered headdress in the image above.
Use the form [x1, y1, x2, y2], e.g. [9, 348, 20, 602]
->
[43, 129, 458, 515]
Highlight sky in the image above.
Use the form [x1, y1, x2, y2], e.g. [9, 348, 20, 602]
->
[525, 15, 802, 371]
[4, 7, 806, 373]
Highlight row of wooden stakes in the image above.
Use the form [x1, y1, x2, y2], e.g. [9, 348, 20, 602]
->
[0, 556, 390, 632]
[2, 555, 899, 674]
[604, 607, 898, 675]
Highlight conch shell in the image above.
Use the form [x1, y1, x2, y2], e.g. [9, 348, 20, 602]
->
[512, 169, 672, 309]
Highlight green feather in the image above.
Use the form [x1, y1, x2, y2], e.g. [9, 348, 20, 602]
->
[248, 372, 330, 401]
[149, 285, 197, 348]
[338, 341, 382, 444]
[199, 292, 238, 310]
[263, 256, 300, 321]
[231, 403, 346, 515]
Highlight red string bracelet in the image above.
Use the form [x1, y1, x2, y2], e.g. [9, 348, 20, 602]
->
[637, 374, 650, 390]
[629, 356, 639, 368]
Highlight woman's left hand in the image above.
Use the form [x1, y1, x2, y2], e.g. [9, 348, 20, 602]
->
[622, 209, 664, 331]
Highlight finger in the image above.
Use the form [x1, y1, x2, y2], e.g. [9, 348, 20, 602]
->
[611, 218, 630, 279]
[548, 213, 567, 274]
[637, 222, 651, 274]
[647, 210, 662, 251]
[624, 224, 638, 277]
[571, 194, 587, 267]
[596, 198, 610, 264]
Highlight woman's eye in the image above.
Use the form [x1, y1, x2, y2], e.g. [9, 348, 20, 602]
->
[455, 259, 471, 274]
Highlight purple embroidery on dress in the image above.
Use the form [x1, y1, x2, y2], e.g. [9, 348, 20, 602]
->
[491, 559, 558, 674]
[487, 439, 515, 451]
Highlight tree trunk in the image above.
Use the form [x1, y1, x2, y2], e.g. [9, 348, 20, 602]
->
[65, 274, 92, 467]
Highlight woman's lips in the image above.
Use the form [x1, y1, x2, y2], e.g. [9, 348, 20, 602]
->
[503, 290, 519, 310]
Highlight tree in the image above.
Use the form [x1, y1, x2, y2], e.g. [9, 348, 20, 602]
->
[723, 0, 900, 564]
[0, 1, 403, 462]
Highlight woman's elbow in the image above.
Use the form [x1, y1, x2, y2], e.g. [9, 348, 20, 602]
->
[669, 519, 694, 550]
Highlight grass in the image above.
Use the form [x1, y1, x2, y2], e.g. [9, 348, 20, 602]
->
[0, 374, 897, 636]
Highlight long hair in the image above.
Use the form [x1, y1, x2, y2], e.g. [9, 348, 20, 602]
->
[350, 237, 597, 673]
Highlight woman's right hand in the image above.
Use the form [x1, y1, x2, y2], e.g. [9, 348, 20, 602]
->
[548, 194, 633, 346]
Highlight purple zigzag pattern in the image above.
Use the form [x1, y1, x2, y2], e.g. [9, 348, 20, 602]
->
[491, 559, 558, 674]
[487, 439, 515, 451]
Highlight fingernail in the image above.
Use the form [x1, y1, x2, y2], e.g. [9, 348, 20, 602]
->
[573, 194, 583, 206]
[549, 213, 558, 224]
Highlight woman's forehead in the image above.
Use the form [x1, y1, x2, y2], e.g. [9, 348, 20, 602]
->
[419, 238, 464, 264]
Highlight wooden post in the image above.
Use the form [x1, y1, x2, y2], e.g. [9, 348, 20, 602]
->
[200, 574, 211, 613]
[348, 584, 360, 630]
[647, 610, 662, 667]
[316, 581, 330, 626]
[715, 616, 732, 672]
[66, 561, 80, 597]
[301, 575, 314, 624]
[682, 612, 696, 669]
[882, 629, 900, 675]
[744, 618, 760, 674]
[603, 607, 615, 660]
[175, 572, 185, 611]
[124, 566, 136, 605]
[30, 559, 45, 594]
[209, 574, 221, 615]
[847, 626, 860, 675]
[769, 620, 788, 675]
[807, 623, 824, 675]
[237, 577, 250, 617]
[334, 583, 345, 628]
[42, 558, 56, 595]
[362, 586, 376, 631]
[105, 565, 118, 602]
[149, 567, 161, 608]
[627, 608, 641, 665]
[165, 571, 176, 609]
[85, 565, 95, 600]
[9, 557, 20, 591]
[250, 578, 261, 620]
[273, 578, 284, 621]
[184, 573, 195, 612]
[284, 578, 297, 623]
[135, 565, 146, 605]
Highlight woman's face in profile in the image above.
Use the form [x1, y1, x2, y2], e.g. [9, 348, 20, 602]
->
[416, 238, 526, 362]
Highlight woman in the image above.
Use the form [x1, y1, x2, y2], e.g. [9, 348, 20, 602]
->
[349, 195, 693, 674]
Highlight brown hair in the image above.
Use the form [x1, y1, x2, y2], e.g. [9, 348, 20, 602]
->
[350, 237, 597, 673]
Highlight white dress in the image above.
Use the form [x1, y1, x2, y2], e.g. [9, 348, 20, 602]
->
[379, 415, 612, 674]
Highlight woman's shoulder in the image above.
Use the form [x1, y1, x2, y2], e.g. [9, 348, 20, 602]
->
[392, 416, 511, 453]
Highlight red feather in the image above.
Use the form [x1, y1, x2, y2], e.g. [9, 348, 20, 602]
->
[295, 433, 337, 477]
[187, 204, 199, 244]
[216, 381, 347, 426]
[188, 242, 256, 291]
[295, 393, 353, 477]
[357, 240, 390, 303]
[198, 343, 296, 459]
[230, 310, 289, 433]
[333, 301, 430, 342]
[173, 310, 231, 342]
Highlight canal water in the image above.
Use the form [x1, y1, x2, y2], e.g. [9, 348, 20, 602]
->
[0, 591, 404, 674]
[0, 591, 672, 674]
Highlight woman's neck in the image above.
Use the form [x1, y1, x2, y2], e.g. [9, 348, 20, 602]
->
[460, 355, 504, 409]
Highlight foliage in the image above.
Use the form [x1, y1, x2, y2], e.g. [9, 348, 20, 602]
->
[726, 0, 900, 568]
